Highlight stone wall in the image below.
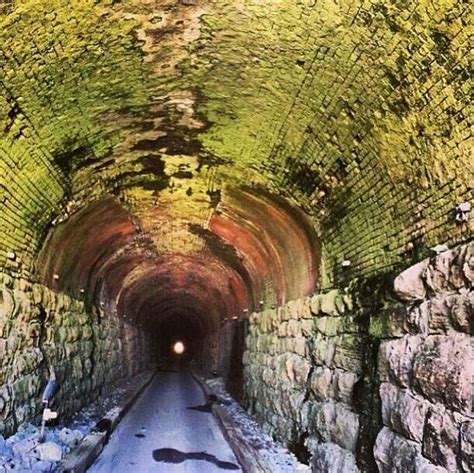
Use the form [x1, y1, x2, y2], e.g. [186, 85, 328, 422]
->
[374, 243, 473, 472]
[0, 273, 153, 437]
[244, 242, 473, 472]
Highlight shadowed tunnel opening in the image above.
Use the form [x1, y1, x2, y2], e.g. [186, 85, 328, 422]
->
[34, 189, 320, 397]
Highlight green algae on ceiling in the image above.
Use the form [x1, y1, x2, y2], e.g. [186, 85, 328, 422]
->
[0, 0, 152, 166]
[0, 0, 472, 287]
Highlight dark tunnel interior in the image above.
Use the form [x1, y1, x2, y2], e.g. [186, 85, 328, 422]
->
[33, 190, 320, 396]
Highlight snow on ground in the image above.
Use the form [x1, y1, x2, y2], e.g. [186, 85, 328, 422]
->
[0, 371, 152, 472]
[1, 371, 309, 472]
[204, 378, 311, 472]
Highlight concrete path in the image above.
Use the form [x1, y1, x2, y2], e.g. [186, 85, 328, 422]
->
[88, 370, 242, 473]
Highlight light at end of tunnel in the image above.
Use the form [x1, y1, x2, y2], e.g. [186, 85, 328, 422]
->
[172, 341, 186, 355]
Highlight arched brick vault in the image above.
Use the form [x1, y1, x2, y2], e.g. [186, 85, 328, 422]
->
[35, 189, 319, 335]
[0, 0, 471, 291]
[0, 0, 472, 439]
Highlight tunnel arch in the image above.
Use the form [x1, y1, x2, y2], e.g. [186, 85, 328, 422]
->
[36, 188, 320, 312]
[33, 183, 321, 374]
[0, 0, 469, 289]
[0, 1, 471, 467]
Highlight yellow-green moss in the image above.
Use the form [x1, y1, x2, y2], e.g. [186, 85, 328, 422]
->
[0, 0, 472, 285]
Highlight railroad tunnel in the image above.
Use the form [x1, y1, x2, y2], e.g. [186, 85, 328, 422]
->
[0, 0, 472, 472]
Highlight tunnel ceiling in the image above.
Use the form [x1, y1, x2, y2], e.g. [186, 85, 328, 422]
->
[0, 0, 472, 328]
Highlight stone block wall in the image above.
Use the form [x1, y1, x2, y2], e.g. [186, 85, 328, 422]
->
[0, 273, 153, 437]
[244, 242, 473, 472]
[244, 289, 368, 471]
[374, 243, 473, 472]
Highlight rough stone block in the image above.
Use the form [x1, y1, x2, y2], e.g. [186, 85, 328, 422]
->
[406, 305, 429, 334]
[334, 370, 359, 404]
[260, 309, 275, 333]
[271, 312, 281, 331]
[301, 319, 313, 336]
[32, 284, 44, 305]
[17, 279, 31, 293]
[423, 404, 462, 471]
[316, 316, 340, 336]
[446, 243, 471, 289]
[412, 334, 472, 414]
[462, 243, 474, 283]
[287, 299, 302, 320]
[447, 291, 473, 334]
[343, 292, 354, 312]
[262, 367, 275, 386]
[300, 296, 312, 319]
[292, 337, 307, 357]
[424, 297, 451, 333]
[313, 334, 336, 367]
[283, 354, 300, 384]
[374, 427, 445, 473]
[293, 356, 312, 385]
[275, 306, 283, 323]
[287, 319, 301, 337]
[1, 274, 13, 289]
[320, 290, 346, 316]
[0, 288, 16, 320]
[394, 260, 428, 301]
[460, 420, 474, 473]
[339, 314, 360, 334]
[278, 321, 287, 337]
[307, 438, 359, 473]
[333, 335, 363, 373]
[310, 294, 322, 315]
[288, 390, 306, 418]
[378, 336, 423, 387]
[333, 403, 359, 452]
[309, 401, 359, 452]
[307, 401, 329, 441]
[281, 304, 291, 321]
[425, 250, 457, 294]
[310, 367, 334, 400]
[380, 382, 428, 442]
[371, 305, 410, 338]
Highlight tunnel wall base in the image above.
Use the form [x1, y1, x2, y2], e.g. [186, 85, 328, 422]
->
[0, 274, 154, 437]
[216, 321, 246, 401]
[189, 321, 246, 401]
[243, 242, 473, 472]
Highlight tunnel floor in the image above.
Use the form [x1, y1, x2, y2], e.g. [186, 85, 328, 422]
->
[87, 370, 242, 473]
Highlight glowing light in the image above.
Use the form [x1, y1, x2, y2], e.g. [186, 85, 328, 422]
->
[172, 341, 185, 355]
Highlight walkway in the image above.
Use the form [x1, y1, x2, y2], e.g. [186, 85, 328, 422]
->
[88, 370, 242, 472]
